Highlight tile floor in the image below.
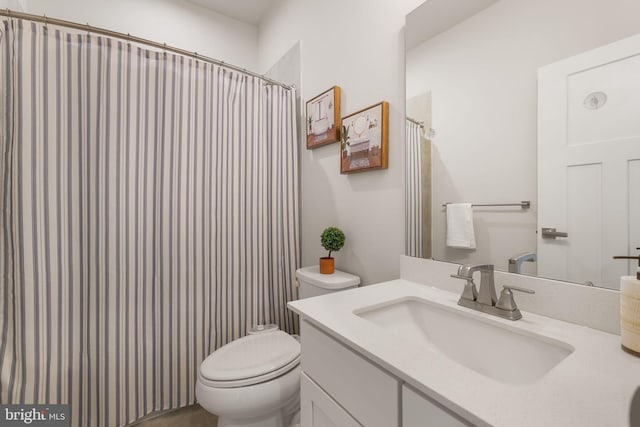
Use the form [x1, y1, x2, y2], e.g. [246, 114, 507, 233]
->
[131, 405, 218, 427]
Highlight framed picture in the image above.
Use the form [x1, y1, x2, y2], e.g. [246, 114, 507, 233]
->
[306, 86, 341, 149]
[340, 101, 389, 174]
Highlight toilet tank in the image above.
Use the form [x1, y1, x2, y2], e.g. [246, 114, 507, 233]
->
[295, 266, 360, 299]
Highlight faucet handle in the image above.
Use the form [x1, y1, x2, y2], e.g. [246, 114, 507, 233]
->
[504, 285, 535, 294]
[450, 274, 478, 301]
[461, 279, 478, 301]
[496, 285, 535, 312]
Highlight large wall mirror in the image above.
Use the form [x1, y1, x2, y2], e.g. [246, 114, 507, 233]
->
[405, 0, 640, 290]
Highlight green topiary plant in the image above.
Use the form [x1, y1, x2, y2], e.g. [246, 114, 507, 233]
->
[321, 226, 345, 258]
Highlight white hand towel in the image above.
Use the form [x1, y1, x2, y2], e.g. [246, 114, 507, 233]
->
[446, 203, 476, 249]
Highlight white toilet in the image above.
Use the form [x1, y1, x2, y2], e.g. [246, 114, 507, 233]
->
[196, 266, 360, 427]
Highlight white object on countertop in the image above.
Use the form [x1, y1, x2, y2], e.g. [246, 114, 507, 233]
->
[445, 203, 476, 249]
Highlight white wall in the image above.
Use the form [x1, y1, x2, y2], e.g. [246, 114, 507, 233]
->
[259, 0, 424, 285]
[3, 0, 258, 70]
[406, 0, 640, 272]
[0, 0, 22, 11]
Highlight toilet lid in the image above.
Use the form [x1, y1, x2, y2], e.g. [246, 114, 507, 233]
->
[200, 331, 300, 383]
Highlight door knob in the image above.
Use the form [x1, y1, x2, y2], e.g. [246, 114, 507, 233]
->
[541, 227, 568, 239]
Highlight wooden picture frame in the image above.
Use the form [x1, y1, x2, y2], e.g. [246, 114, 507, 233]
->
[340, 101, 389, 173]
[306, 86, 341, 149]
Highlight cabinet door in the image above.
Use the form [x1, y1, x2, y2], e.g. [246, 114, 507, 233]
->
[301, 320, 399, 427]
[301, 372, 361, 427]
[403, 385, 472, 427]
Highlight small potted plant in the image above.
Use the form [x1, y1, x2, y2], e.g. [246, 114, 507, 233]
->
[320, 226, 345, 274]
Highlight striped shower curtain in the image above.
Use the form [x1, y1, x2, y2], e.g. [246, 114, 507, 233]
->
[0, 19, 299, 426]
[405, 120, 422, 258]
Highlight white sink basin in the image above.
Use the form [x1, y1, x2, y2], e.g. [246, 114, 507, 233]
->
[354, 297, 574, 385]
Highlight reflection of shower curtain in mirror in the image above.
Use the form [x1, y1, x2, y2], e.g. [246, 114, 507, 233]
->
[405, 120, 422, 257]
[0, 19, 300, 426]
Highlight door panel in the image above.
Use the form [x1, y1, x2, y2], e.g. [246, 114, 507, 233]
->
[538, 34, 640, 289]
[301, 373, 361, 427]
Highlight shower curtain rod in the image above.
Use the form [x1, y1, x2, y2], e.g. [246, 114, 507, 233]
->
[0, 8, 295, 90]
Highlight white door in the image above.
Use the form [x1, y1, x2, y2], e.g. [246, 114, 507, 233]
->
[538, 34, 640, 289]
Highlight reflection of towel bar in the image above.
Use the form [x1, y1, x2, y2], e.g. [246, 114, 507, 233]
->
[442, 201, 530, 209]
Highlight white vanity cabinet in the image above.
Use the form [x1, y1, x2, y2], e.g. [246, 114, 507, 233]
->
[300, 320, 400, 427]
[300, 319, 472, 427]
[402, 385, 472, 427]
[300, 373, 360, 427]
[290, 275, 637, 427]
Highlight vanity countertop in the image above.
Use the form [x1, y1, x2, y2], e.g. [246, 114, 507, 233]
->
[288, 279, 640, 427]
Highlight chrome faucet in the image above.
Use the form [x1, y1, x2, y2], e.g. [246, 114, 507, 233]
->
[508, 252, 536, 274]
[451, 264, 497, 305]
[451, 263, 535, 321]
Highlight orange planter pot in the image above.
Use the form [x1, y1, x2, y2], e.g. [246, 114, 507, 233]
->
[319, 257, 335, 274]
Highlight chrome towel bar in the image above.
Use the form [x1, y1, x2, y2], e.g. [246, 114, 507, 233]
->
[442, 201, 530, 209]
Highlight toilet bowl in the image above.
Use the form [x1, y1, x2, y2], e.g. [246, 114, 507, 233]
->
[196, 266, 360, 427]
[196, 330, 301, 427]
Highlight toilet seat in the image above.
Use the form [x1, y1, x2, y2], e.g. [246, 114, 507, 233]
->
[199, 330, 300, 388]
[199, 355, 300, 388]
